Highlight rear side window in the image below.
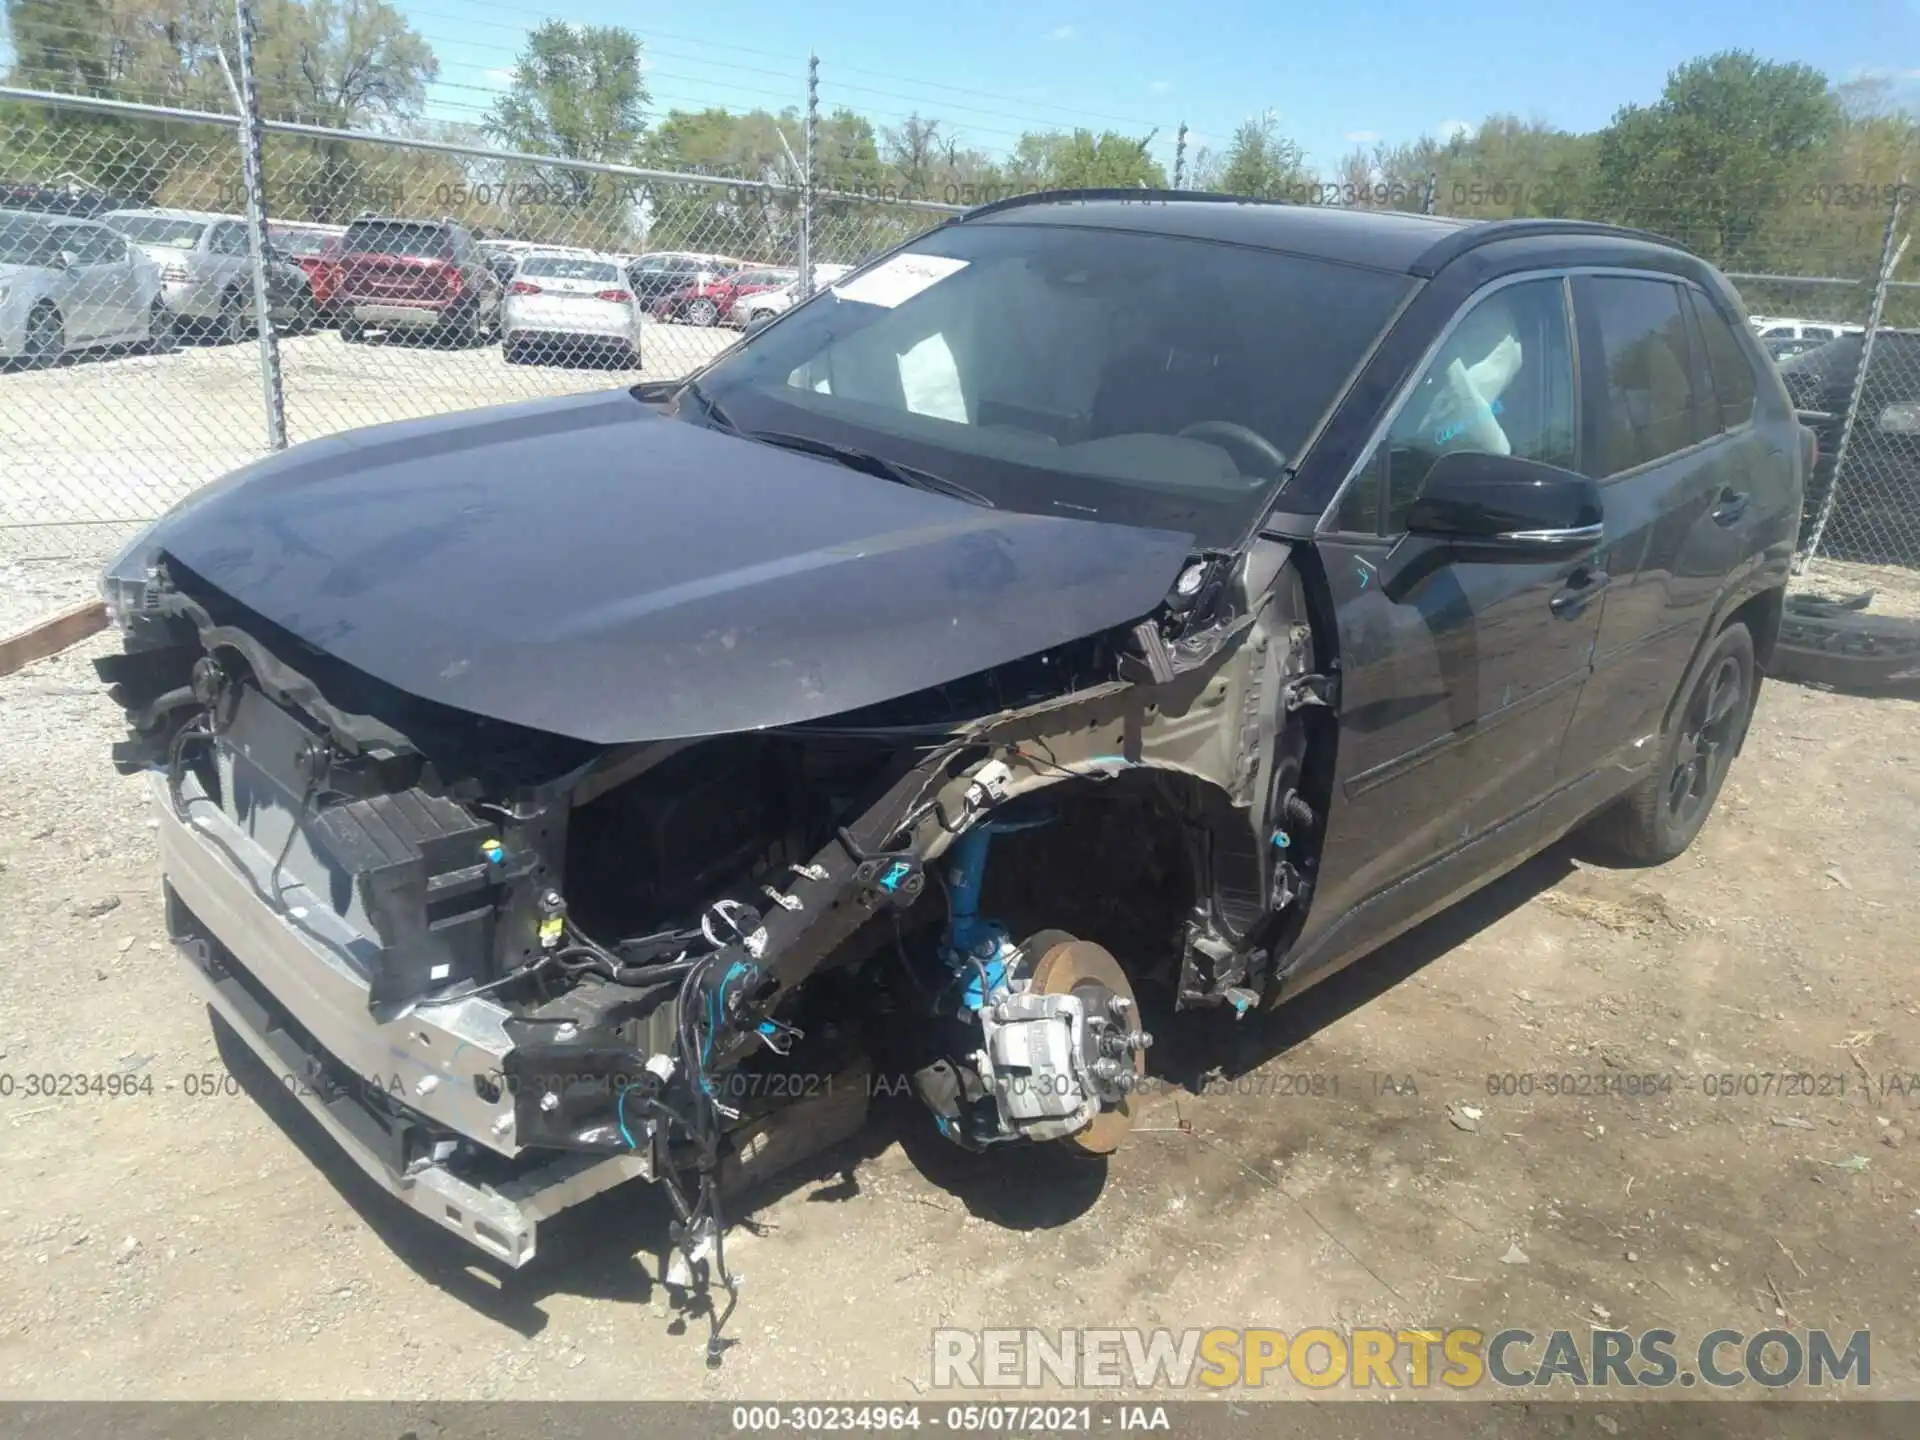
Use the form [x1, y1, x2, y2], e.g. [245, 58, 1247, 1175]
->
[1584, 276, 1700, 476]
[67, 225, 125, 263]
[209, 223, 249, 256]
[343, 221, 452, 258]
[519, 257, 621, 283]
[1687, 290, 1758, 432]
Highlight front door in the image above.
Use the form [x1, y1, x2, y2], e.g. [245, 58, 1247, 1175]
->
[1285, 274, 1605, 986]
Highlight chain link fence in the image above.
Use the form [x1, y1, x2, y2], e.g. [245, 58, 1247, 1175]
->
[0, 85, 959, 566]
[3, 80, 1918, 616]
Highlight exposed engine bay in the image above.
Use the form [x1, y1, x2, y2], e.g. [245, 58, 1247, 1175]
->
[98, 537, 1333, 1357]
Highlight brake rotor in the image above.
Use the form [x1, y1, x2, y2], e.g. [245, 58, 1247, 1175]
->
[1025, 933, 1146, 1155]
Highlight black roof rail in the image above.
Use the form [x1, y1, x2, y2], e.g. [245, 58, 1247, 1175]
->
[1409, 217, 1688, 277]
[958, 186, 1302, 220]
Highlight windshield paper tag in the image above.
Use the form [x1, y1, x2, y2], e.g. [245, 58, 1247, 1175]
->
[830, 254, 967, 309]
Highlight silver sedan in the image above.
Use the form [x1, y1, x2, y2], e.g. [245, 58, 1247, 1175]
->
[500, 254, 642, 368]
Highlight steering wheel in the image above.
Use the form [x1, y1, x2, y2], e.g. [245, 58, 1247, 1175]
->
[1175, 420, 1288, 476]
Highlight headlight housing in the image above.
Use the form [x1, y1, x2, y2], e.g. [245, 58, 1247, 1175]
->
[99, 521, 164, 634]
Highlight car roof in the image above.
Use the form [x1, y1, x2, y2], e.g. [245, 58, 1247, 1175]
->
[0, 207, 104, 230]
[104, 207, 230, 223]
[958, 190, 1699, 278]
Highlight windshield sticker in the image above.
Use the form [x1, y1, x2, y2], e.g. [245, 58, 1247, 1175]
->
[831, 254, 968, 309]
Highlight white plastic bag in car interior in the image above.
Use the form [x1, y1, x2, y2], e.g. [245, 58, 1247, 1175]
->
[897, 332, 968, 423]
[1416, 331, 1522, 454]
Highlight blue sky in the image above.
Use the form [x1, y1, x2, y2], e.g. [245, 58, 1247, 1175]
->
[397, 0, 1916, 174]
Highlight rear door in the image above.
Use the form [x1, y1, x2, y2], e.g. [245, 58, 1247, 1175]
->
[206, 220, 250, 301]
[1294, 272, 1604, 982]
[1557, 274, 1767, 779]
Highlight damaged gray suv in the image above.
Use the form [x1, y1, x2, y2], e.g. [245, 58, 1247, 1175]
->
[99, 193, 1801, 1341]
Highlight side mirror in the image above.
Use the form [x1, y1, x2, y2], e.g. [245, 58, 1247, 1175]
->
[55, 248, 78, 269]
[1404, 450, 1602, 555]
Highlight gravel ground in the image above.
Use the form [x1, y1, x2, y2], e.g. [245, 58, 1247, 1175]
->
[0, 630, 1915, 1401]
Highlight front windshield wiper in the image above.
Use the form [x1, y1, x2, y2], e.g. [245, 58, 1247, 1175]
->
[678, 377, 739, 433]
[740, 430, 996, 509]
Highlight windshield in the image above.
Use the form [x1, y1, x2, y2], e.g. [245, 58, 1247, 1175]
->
[0, 215, 58, 265]
[106, 214, 204, 248]
[520, 256, 621, 283]
[688, 222, 1412, 544]
[343, 221, 451, 258]
[273, 227, 336, 256]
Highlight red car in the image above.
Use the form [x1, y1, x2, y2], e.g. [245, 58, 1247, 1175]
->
[651, 265, 794, 327]
[269, 223, 346, 319]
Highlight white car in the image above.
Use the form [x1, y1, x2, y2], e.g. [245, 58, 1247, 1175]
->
[500, 252, 642, 368]
[103, 207, 315, 341]
[1749, 316, 1863, 343]
[734, 263, 854, 324]
[0, 208, 169, 366]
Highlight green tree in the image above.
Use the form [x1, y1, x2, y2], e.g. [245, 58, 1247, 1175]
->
[1591, 50, 1839, 262]
[1001, 128, 1162, 191]
[1215, 110, 1310, 198]
[485, 19, 646, 213]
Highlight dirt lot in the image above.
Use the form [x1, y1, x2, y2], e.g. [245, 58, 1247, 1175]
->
[0, 625, 1914, 1402]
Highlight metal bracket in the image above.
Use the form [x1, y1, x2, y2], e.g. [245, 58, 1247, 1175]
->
[1283, 671, 1339, 712]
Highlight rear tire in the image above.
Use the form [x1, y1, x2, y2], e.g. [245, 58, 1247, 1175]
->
[438, 301, 481, 349]
[23, 304, 63, 368]
[1582, 623, 1755, 865]
[219, 288, 247, 346]
[502, 336, 524, 365]
[339, 317, 363, 344]
[146, 298, 176, 354]
[686, 297, 719, 327]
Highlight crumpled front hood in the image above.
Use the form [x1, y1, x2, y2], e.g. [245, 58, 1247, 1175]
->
[146, 390, 1197, 743]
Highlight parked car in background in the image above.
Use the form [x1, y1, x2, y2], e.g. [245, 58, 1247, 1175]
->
[103, 208, 315, 342]
[1776, 328, 1920, 563]
[647, 263, 745, 326]
[732, 263, 854, 324]
[477, 239, 538, 287]
[269, 221, 346, 322]
[1762, 334, 1823, 364]
[0, 207, 169, 366]
[1750, 316, 1861, 344]
[0, 180, 130, 218]
[626, 251, 745, 312]
[715, 266, 796, 325]
[500, 252, 641, 368]
[333, 216, 500, 346]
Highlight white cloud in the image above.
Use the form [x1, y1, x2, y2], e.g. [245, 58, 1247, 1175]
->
[1343, 129, 1379, 143]
[1046, 25, 1078, 41]
[1149, 79, 1174, 94]
[482, 67, 516, 83]
[1436, 118, 1472, 142]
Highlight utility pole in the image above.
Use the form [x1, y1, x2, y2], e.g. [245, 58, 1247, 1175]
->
[800, 53, 819, 298]
[233, 0, 285, 450]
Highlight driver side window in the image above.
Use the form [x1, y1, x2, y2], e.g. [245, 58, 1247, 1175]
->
[1338, 277, 1576, 534]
